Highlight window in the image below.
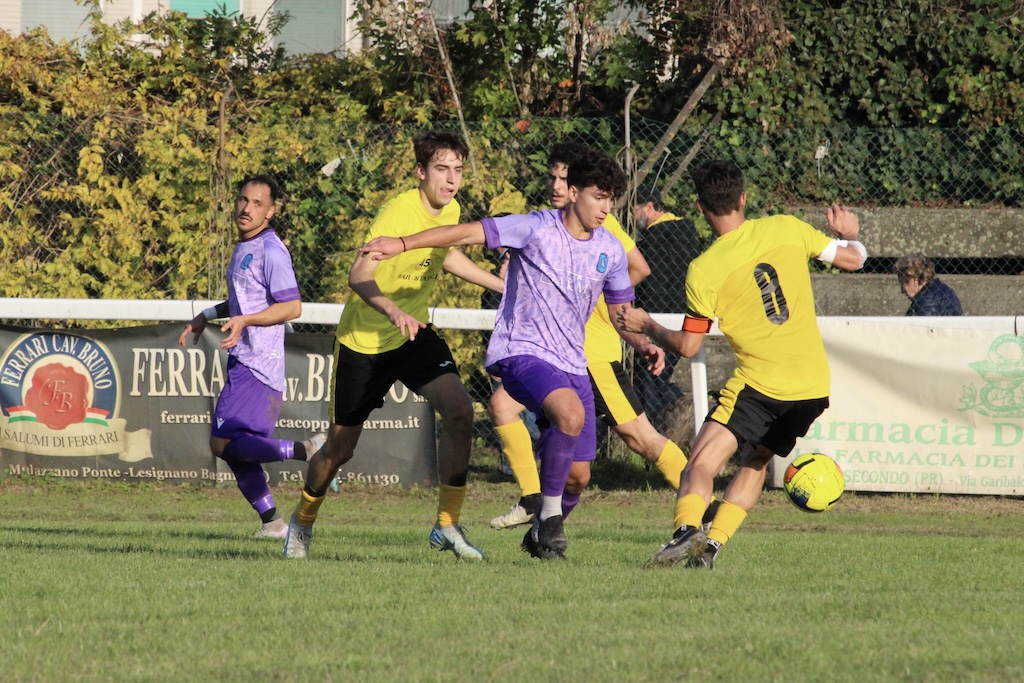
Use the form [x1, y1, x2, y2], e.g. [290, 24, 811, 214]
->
[168, 0, 241, 18]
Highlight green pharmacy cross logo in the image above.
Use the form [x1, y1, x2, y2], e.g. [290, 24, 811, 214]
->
[962, 334, 1024, 417]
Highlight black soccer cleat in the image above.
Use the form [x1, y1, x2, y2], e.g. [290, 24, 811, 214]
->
[685, 538, 721, 570]
[521, 515, 567, 560]
[647, 525, 707, 568]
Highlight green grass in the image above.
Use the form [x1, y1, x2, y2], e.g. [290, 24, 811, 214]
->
[1, 474, 1023, 682]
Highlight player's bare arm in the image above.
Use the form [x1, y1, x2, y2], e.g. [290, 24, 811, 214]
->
[349, 250, 426, 340]
[617, 305, 706, 359]
[219, 299, 301, 350]
[625, 246, 651, 287]
[442, 249, 504, 293]
[824, 205, 868, 272]
[362, 222, 486, 261]
[608, 302, 665, 376]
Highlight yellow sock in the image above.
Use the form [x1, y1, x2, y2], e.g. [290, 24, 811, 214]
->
[437, 483, 467, 527]
[495, 420, 540, 496]
[653, 440, 687, 490]
[674, 493, 707, 530]
[295, 489, 325, 527]
[708, 500, 747, 545]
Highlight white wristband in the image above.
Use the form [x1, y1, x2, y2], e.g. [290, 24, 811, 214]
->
[202, 307, 219, 321]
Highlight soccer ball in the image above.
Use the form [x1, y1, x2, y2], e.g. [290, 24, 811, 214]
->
[783, 453, 844, 512]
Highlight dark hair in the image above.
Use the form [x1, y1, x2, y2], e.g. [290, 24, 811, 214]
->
[413, 129, 469, 168]
[567, 146, 627, 199]
[690, 160, 744, 216]
[547, 141, 589, 169]
[636, 183, 663, 210]
[894, 253, 936, 283]
[238, 174, 280, 204]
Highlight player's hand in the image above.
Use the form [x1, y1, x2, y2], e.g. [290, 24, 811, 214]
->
[497, 250, 510, 281]
[826, 205, 859, 241]
[219, 316, 248, 350]
[178, 314, 206, 346]
[361, 236, 404, 261]
[388, 309, 426, 341]
[639, 342, 665, 376]
[617, 305, 651, 335]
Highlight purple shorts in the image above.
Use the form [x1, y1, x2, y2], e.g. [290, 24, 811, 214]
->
[487, 355, 597, 462]
[211, 357, 283, 439]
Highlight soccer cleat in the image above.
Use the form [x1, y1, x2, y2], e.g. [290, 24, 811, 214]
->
[648, 525, 707, 568]
[686, 538, 721, 570]
[253, 519, 288, 540]
[701, 498, 722, 535]
[490, 503, 534, 530]
[282, 513, 313, 559]
[521, 515, 568, 560]
[305, 433, 327, 459]
[429, 523, 485, 560]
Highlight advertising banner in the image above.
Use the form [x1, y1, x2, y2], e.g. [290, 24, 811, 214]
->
[775, 318, 1024, 495]
[0, 324, 436, 486]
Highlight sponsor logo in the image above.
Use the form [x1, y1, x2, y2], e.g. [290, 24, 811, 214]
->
[961, 333, 1024, 417]
[0, 332, 152, 461]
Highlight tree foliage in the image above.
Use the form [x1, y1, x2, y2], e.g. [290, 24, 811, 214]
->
[1, 0, 1022, 315]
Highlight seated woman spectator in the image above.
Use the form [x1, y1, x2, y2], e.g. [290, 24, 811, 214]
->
[894, 254, 963, 316]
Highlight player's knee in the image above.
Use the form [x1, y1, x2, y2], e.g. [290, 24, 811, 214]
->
[209, 437, 227, 459]
[551, 407, 585, 436]
[565, 470, 590, 493]
[440, 396, 474, 434]
[488, 393, 520, 423]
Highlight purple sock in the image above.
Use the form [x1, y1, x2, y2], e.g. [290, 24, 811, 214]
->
[223, 435, 294, 463]
[537, 428, 577, 497]
[227, 461, 275, 514]
[561, 490, 581, 519]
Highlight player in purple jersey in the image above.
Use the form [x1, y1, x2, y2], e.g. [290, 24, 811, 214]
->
[362, 147, 665, 560]
[179, 175, 325, 539]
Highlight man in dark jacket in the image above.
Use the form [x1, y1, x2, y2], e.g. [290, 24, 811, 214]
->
[894, 254, 963, 316]
[633, 184, 707, 425]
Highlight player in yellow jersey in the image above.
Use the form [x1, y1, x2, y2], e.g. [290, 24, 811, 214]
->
[619, 159, 867, 569]
[488, 142, 701, 530]
[283, 129, 504, 561]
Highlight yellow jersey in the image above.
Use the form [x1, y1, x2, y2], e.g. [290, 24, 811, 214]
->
[337, 189, 460, 354]
[685, 215, 832, 400]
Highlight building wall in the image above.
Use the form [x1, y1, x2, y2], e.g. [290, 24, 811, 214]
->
[274, 0, 348, 55]
[1, 0, 472, 53]
[0, 1, 19, 35]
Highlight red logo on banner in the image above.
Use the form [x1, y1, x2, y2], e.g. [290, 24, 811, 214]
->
[24, 362, 89, 430]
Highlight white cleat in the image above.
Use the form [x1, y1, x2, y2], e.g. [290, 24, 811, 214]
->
[282, 513, 313, 559]
[429, 523, 485, 560]
[489, 503, 534, 530]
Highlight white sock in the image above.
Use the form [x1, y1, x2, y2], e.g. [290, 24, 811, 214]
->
[539, 495, 562, 521]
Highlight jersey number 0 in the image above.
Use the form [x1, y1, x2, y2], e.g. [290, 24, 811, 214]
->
[754, 263, 789, 325]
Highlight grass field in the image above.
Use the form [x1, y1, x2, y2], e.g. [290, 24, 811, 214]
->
[2, 468, 1023, 683]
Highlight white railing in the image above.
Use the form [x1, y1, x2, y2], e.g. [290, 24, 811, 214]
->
[0, 298, 716, 435]
[7, 298, 1016, 441]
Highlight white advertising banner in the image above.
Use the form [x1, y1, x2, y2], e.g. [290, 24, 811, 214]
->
[775, 317, 1024, 495]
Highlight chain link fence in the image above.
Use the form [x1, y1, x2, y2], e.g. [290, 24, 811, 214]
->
[3, 113, 1023, 465]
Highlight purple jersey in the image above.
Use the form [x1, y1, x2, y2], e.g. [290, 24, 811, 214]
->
[481, 209, 633, 374]
[226, 228, 300, 391]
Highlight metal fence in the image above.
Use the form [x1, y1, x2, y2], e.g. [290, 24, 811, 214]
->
[3, 114, 1024, 464]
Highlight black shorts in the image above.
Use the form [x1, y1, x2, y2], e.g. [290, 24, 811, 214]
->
[709, 380, 828, 456]
[330, 326, 459, 426]
[589, 360, 645, 427]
